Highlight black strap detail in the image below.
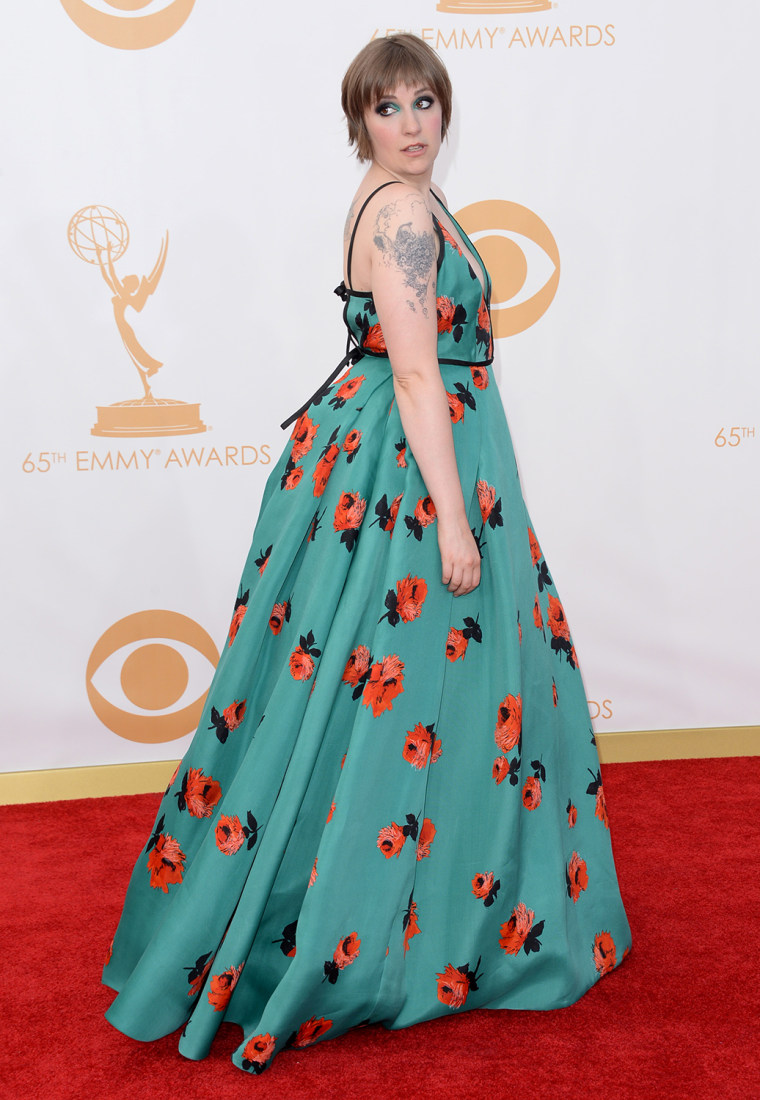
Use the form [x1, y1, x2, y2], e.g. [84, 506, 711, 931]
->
[280, 345, 365, 431]
[346, 180, 403, 290]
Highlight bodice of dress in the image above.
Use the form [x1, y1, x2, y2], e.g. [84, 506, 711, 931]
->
[337, 209, 494, 368]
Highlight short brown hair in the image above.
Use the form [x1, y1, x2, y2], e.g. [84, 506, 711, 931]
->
[341, 35, 453, 163]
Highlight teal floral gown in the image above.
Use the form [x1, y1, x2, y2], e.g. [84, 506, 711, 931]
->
[103, 183, 631, 1074]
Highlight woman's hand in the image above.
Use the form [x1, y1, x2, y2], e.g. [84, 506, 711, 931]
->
[437, 514, 481, 596]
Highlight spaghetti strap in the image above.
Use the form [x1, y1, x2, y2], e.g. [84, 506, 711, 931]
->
[346, 180, 404, 290]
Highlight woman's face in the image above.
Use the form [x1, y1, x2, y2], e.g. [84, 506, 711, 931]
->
[363, 82, 443, 179]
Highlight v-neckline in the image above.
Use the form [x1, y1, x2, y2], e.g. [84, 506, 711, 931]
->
[429, 194, 488, 300]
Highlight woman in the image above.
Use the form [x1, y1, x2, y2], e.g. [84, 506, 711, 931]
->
[103, 35, 631, 1075]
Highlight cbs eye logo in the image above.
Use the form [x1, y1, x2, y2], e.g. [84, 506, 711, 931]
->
[86, 609, 219, 743]
[455, 200, 560, 338]
[60, 0, 195, 50]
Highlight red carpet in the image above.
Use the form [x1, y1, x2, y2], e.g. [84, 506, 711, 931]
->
[1, 757, 759, 1099]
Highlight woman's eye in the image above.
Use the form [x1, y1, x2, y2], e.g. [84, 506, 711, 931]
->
[415, 97, 434, 110]
[376, 102, 397, 116]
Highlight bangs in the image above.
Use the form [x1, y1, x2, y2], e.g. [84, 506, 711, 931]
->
[341, 35, 453, 163]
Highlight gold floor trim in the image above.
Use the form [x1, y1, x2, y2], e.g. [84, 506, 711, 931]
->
[1, 726, 758, 805]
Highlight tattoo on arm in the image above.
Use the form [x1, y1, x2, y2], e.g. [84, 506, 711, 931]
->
[343, 202, 356, 243]
[372, 199, 436, 316]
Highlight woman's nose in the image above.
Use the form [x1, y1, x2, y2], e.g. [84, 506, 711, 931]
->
[402, 109, 421, 133]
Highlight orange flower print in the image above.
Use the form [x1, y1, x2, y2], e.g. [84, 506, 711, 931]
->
[381, 574, 428, 627]
[446, 628, 467, 661]
[440, 224, 462, 254]
[395, 574, 428, 623]
[533, 594, 543, 631]
[528, 527, 542, 565]
[255, 545, 272, 574]
[312, 442, 340, 497]
[472, 872, 500, 907]
[333, 932, 361, 969]
[547, 594, 571, 642]
[289, 631, 321, 681]
[403, 893, 421, 954]
[371, 492, 403, 536]
[500, 902, 544, 956]
[476, 480, 495, 525]
[402, 722, 442, 769]
[333, 490, 367, 551]
[446, 616, 482, 661]
[395, 438, 407, 467]
[242, 1033, 276, 1074]
[436, 295, 455, 332]
[447, 390, 464, 424]
[290, 1016, 333, 1048]
[331, 373, 367, 408]
[415, 495, 437, 526]
[342, 645, 371, 688]
[436, 958, 482, 1009]
[436, 296, 465, 337]
[522, 775, 542, 811]
[595, 785, 609, 828]
[290, 410, 318, 461]
[492, 756, 509, 785]
[326, 799, 336, 823]
[363, 321, 387, 353]
[476, 297, 492, 355]
[494, 693, 522, 753]
[104, 938, 113, 966]
[269, 599, 291, 635]
[308, 857, 318, 887]
[405, 495, 436, 540]
[281, 460, 304, 491]
[209, 698, 247, 743]
[377, 821, 407, 859]
[567, 852, 589, 903]
[587, 769, 610, 828]
[416, 817, 436, 861]
[146, 833, 185, 893]
[228, 588, 249, 646]
[447, 381, 476, 422]
[185, 951, 213, 997]
[593, 931, 617, 976]
[207, 962, 244, 1012]
[226, 700, 246, 728]
[552, 678, 558, 707]
[342, 428, 362, 462]
[362, 654, 404, 717]
[177, 768, 221, 818]
[518, 612, 522, 644]
[324, 932, 361, 983]
[215, 814, 245, 855]
[470, 363, 489, 390]
[567, 800, 577, 828]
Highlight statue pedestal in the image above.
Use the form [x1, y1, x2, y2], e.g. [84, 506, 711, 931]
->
[91, 397, 207, 438]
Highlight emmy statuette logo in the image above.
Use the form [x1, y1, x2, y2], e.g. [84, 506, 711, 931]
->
[86, 610, 219, 743]
[59, 0, 195, 50]
[68, 204, 206, 437]
[436, 1, 551, 12]
[455, 200, 560, 337]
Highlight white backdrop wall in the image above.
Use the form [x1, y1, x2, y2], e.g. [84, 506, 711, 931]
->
[1, 0, 757, 774]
